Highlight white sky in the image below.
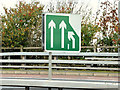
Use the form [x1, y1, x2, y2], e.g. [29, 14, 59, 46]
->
[0, 0, 103, 15]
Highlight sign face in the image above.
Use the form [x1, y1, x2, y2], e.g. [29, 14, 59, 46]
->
[44, 13, 81, 52]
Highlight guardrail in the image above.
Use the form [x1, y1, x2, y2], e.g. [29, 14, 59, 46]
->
[0, 52, 119, 71]
[0, 52, 119, 90]
[1, 59, 119, 70]
[1, 59, 118, 64]
[0, 52, 118, 56]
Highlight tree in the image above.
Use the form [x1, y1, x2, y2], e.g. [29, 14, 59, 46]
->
[97, 0, 119, 46]
[1, 1, 44, 47]
[46, 0, 99, 47]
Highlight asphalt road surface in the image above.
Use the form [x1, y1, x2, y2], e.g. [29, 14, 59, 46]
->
[1, 74, 119, 90]
[1, 87, 118, 90]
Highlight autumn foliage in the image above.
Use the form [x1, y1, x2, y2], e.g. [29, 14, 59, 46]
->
[1, 1, 44, 47]
[47, 1, 100, 46]
[97, 0, 119, 46]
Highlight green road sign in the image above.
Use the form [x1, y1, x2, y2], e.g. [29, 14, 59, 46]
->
[43, 13, 81, 52]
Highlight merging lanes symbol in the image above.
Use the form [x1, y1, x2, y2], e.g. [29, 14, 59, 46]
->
[45, 13, 81, 52]
[48, 20, 75, 49]
[59, 20, 66, 48]
[48, 20, 56, 48]
[68, 31, 75, 48]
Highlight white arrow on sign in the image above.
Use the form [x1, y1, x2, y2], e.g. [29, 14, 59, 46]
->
[68, 31, 75, 48]
[48, 20, 56, 48]
[59, 20, 66, 48]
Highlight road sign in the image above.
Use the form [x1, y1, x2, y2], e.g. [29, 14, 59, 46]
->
[43, 13, 81, 52]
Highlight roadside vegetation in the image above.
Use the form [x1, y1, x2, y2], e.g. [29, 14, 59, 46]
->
[0, 0, 119, 52]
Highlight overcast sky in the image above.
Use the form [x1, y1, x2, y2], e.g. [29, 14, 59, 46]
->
[0, 0, 106, 15]
[0, 0, 118, 17]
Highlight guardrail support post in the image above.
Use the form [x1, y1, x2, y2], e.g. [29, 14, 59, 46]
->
[94, 44, 97, 52]
[49, 52, 52, 80]
[58, 88, 62, 90]
[25, 87, 29, 90]
[20, 46, 26, 59]
[48, 87, 51, 90]
[53, 56, 57, 67]
[68, 56, 71, 60]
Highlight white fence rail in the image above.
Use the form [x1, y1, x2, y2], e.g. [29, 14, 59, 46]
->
[0, 52, 119, 71]
[1, 59, 118, 64]
[0, 52, 118, 56]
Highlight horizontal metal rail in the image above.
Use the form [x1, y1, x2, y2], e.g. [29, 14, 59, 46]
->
[0, 78, 118, 89]
[1, 66, 119, 70]
[1, 52, 118, 71]
[1, 46, 119, 49]
[85, 57, 118, 60]
[0, 59, 119, 65]
[0, 52, 118, 56]
[0, 66, 48, 68]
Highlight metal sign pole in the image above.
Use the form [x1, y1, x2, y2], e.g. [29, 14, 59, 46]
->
[49, 52, 52, 80]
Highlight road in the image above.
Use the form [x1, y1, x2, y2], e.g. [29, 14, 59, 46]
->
[1, 87, 119, 90]
[1, 87, 118, 90]
[1, 74, 119, 90]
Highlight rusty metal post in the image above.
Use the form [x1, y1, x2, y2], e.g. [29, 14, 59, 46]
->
[25, 87, 29, 90]
[48, 88, 51, 90]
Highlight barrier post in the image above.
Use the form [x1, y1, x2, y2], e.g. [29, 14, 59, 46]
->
[53, 56, 57, 67]
[25, 87, 29, 90]
[20, 46, 25, 59]
[48, 88, 52, 90]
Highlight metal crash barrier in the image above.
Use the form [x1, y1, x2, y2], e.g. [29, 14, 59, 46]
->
[0, 52, 119, 90]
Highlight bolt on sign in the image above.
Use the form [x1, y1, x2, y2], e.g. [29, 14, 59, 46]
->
[42, 13, 81, 52]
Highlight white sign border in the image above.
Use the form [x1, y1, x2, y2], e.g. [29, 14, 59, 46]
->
[44, 13, 81, 53]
